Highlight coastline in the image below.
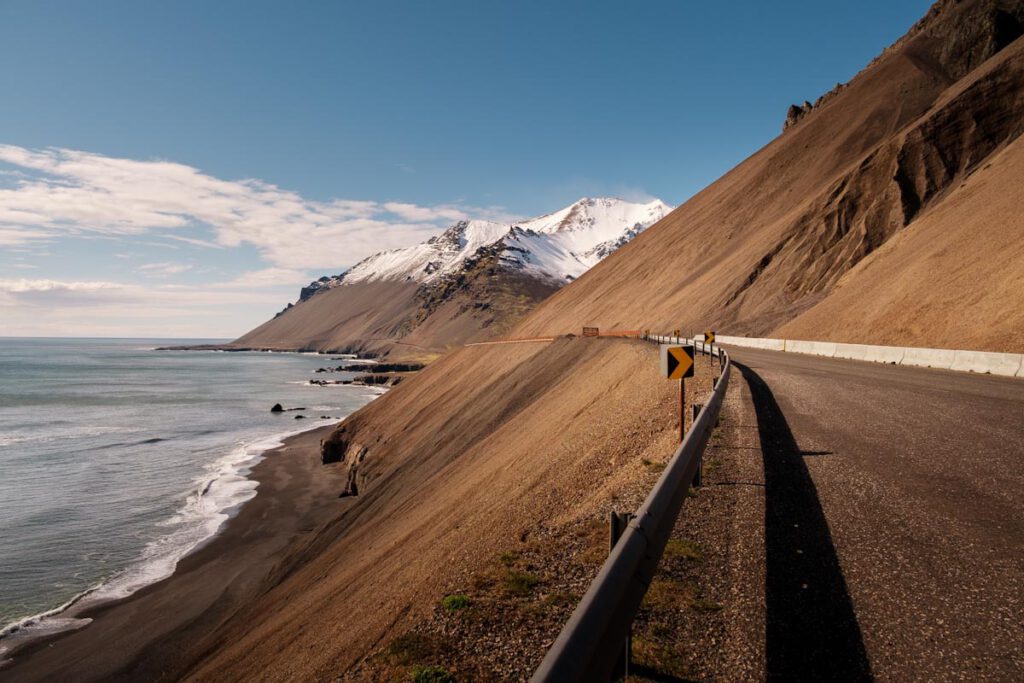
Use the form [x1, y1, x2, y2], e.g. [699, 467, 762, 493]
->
[0, 424, 349, 682]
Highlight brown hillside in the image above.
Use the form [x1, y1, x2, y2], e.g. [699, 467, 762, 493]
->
[230, 263, 558, 358]
[514, 0, 1024, 352]
[42, 3, 1018, 681]
[191, 1, 1023, 678]
[231, 280, 419, 355]
[778, 115, 1024, 350]
[183, 337, 685, 680]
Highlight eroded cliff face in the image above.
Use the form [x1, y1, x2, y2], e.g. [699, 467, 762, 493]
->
[741, 36, 1024, 308]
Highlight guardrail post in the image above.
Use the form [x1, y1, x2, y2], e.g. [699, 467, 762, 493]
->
[609, 510, 633, 551]
[609, 510, 634, 679]
[692, 403, 704, 487]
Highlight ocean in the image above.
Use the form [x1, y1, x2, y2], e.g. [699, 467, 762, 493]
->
[0, 338, 378, 654]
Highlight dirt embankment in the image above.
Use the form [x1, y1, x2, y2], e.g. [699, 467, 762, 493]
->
[338, 360, 768, 682]
[176, 337, 699, 680]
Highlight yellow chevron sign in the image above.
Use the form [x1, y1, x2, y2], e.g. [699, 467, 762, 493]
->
[705, 329, 716, 344]
[660, 344, 695, 380]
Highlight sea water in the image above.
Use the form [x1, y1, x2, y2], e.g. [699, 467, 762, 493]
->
[0, 338, 377, 653]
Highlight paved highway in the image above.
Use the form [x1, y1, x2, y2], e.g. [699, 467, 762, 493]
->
[727, 345, 1024, 680]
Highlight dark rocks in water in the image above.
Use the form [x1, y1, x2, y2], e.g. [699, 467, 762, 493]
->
[310, 379, 350, 386]
[294, 414, 305, 419]
[353, 374, 402, 386]
[271, 403, 284, 413]
[341, 362, 425, 373]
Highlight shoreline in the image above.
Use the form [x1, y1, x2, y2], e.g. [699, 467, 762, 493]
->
[0, 424, 350, 682]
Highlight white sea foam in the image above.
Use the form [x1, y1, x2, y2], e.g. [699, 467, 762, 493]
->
[89, 422, 322, 602]
[0, 596, 93, 659]
[0, 422, 323, 655]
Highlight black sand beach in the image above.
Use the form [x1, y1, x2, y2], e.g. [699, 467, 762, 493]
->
[1, 425, 345, 682]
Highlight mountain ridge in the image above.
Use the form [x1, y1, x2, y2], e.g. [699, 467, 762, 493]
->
[233, 196, 671, 355]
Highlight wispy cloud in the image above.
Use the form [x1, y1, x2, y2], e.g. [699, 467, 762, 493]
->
[0, 278, 123, 293]
[214, 268, 311, 289]
[137, 261, 192, 276]
[0, 277, 303, 337]
[0, 145, 516, 269]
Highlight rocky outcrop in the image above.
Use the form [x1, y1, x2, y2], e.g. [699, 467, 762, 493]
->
[784, 82, 852, 131]
[783, 100, 813, 131]
[320, 426, 369, 497]
[299, 275, 343, 302]
[784, 0, 1024, 133]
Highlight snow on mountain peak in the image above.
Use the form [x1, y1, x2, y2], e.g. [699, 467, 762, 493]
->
[302, 197, 671, 298]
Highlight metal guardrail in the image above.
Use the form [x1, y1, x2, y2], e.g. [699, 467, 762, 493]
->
[531, 334, 731, 682]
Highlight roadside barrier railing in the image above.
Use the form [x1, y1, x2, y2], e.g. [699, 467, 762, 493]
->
[532, 334, 730, 682]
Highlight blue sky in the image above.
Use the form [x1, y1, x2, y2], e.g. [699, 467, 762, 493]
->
[0, 0, 932, 337]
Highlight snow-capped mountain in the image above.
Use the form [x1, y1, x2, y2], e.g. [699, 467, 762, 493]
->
[300, 197, 671, 300]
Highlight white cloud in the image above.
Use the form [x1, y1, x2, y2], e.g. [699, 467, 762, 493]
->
[160, 233, 224, 249]
[0, 144, 514, 269]
[382, 202, 472, 223]
[215, 268, 311, 289]
[137, 262, 192, 276]
[0, 277, 299, 337]
[0, 278, 124, 293]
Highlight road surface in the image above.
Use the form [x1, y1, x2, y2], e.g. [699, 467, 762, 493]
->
[727, 345, 1024, 680]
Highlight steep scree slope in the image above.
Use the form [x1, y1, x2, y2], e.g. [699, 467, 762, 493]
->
[514, 0, 1024, 352]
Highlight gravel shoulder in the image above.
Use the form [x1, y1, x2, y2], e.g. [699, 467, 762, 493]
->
[345, 350, 770, 682]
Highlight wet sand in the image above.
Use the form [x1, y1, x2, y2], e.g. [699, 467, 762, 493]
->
[0, 425, 347, 682]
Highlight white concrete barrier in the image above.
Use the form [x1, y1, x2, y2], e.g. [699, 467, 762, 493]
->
[950, 350, 1023, 377]
[861, 345, 906, 364]
[833, 343, 907, 364]
[785, 339, 837, 357]
[718, 335, 785, 351]
[653, 331, 1020, 379]
[833, 343, 873, 361]
[900, 347, 957, 369]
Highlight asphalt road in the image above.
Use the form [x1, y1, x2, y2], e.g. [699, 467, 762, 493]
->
[726, 346, 1024, 681]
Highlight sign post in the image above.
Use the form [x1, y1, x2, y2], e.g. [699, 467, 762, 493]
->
[660, 344, 695, 442]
